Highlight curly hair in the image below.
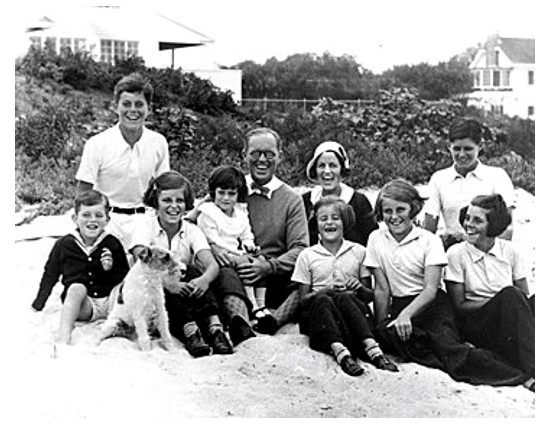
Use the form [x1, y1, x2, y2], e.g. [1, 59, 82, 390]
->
[113, 73, 154, 104]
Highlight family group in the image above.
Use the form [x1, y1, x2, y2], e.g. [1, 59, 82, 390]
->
[31, 73, 535, 392]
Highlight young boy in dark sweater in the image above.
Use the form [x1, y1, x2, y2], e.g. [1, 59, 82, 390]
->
[31, 190, 129, 344]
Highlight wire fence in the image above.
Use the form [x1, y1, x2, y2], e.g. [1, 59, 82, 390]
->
[240, 97, 373, 112]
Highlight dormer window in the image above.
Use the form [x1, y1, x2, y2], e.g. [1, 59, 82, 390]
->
[495, 50, 500, 66]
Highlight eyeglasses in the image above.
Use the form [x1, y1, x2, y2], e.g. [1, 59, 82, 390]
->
[249, 150, 276, 161]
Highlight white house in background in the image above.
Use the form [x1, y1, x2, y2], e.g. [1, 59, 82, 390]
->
[20, 5, 242, 102]
[468, 34, 534, 119]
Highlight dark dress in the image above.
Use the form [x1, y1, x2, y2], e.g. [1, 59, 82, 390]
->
[302, 189, 378, 247]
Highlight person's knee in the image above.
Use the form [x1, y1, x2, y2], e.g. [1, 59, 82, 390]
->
[499, 286, 526, 302]
[65, 283, 88, 302]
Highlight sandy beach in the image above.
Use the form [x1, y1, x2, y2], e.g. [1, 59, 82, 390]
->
[8, 188, 536, 421]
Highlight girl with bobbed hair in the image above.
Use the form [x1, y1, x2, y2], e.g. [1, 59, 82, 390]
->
[366, 179, 528, 387]
[423, 117, 515, 250]
[130, 171, 234, 358]
[445, 193, 535, 392]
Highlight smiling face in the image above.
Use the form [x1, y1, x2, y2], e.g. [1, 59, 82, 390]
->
[463, 204, 492, 249]
[315, 152, 342, 195]
[317, 204, 344, 245]
[157, 189, 187, 230]
[245, 132, 281, 186]
[381, 197, 414, 242]
[449, 138, 481, 174]
[72, 203, 109, 246]
[214, 187, 238, 216]
[115, 91, 149, 135]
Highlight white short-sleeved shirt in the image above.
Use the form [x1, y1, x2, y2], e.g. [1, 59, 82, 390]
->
[196, 202, 256, 255]
[365, 226, 447, 297]
[129, 214, 210, 266]
[76, 124, 170, 208]
[423, 162, 515, 236]
[445, 239, 527, 302]
[292, 240, 370, 292]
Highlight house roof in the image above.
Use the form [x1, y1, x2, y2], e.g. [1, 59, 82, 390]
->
[26, 6, 213, 48]
[499, 38, 535, 64]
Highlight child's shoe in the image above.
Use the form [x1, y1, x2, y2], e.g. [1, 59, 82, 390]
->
[229, 315, 256, 346]
[253, 309, 278, 335]
[185, 330, 211, 358]
[371, 354, 399, 372]
[209, 329, 234, 355]
[339, 355, 364, 377]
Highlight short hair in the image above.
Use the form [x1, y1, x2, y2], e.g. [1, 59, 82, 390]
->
[449, 117, 491, 144]
[458, 194, 511, 237]
[313, 196, 355, 234]
[143, 171, 194, 210]
[243, 127, 283, 155]
[113, 73, 153, 104]
[74, 190, 110, 215]
[374, 178, 426, 221]
[308, 148, 350, 180]
[208, 165, 248, 202]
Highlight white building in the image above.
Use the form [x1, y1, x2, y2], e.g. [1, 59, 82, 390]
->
[19, 5, 242, 102]
[468, 34, 534, 119]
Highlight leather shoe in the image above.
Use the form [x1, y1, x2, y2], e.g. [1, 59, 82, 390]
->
[340, 355, 364, 376]
[254, 314, 278, 335]
[210, 329, 234, 355]
[229, 315, 256, 346]
[185, 330, 211, 358]
[371, 354, 399, 372]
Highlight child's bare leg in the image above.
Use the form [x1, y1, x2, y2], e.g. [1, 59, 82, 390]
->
[57, 283, 93, 344]
[244, 286, 260, 314]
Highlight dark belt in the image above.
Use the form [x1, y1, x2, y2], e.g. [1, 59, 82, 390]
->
[110, 206, 146, 215]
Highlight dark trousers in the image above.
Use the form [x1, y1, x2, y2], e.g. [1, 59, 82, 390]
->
[164, 265, 220, 342]
[377, 291, 526, 386]
[299, 291, 375, 356]
[212, 266, 296, 315]
[462, 286, 535, 378]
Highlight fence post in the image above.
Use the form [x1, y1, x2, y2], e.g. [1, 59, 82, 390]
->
[303, 98, 306, 111]
[263, 97, 267, 111]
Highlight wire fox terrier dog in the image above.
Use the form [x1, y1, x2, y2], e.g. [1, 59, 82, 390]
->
[96, 246, 183, 351]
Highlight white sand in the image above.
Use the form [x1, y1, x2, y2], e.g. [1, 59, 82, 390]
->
[8, 189, 536, 421]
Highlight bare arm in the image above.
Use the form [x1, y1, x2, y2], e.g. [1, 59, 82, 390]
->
[445, 280, 488, 317]
[513, 277, 529, 296]
[189, 249, 220, 298]
[423, 213, 439, 234]
[388, 265, 442, 341]
[372, 267, 391, 324]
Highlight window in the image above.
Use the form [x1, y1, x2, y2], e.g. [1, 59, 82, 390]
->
[528, 71, 534, 85]
[493, 70, 500, 87]
[528, 106, 534, 116]
[74, 38, 86, 52]
[44, 37, 57, 51]
[29, 36, 41, 49]
[100, 39, 113, 63]
[474, 71, 481, 87]
[495, 51, 500, 66]
[483, 70, 491, 86]
[502, 70, 510, 86]
[60, 38, 72, 52]
[100, 39, 139, 63]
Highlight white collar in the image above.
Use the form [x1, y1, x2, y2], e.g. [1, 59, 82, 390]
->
[310, 239, 356, 257]
[465, 238, 504, 263]
[245, 175, 283, 199]
[70, 229, 108, 255]
[309, 182, 354, 204]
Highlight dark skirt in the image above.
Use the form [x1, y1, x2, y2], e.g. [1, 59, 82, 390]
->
[377, 290, 526, 386]
[462, 286, 535, 378]
[299, 290, 376, 356]
[164, 265, 220, 342]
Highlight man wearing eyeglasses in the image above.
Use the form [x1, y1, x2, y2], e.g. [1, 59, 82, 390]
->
[210, 127, 309, 343]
